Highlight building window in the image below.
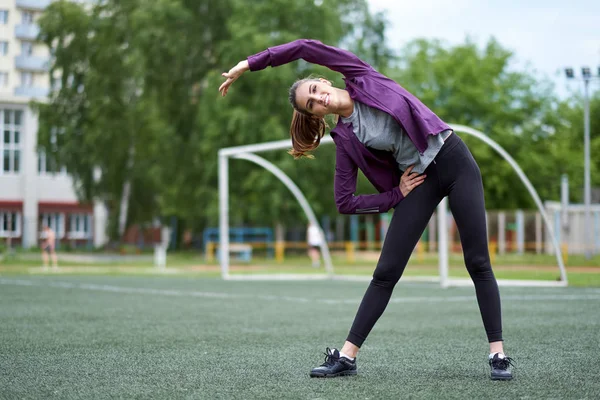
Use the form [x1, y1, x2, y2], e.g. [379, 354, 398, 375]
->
[39, 213, 65, 239]
[21, 11, 34, 25]
[21, 42, 33, 56]
[38, 151, 67, 175]
[1, 109, 23, 174]
[0, 211, 21, 238]
[20, 71, 33, 87]
[68, 213, 91, 239]
[38, 128, 67, 175]
[0, 11, 8, 25]
[0, 72, 8, 87]
[0, 41, 8, 56]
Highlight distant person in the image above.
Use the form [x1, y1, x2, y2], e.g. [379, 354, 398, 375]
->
[219, 39, 513, 380]
[41, 225, 58, 270]
[306, 223, 322, 267]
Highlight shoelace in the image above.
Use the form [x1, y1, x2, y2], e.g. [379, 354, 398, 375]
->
[321, 347, 340, 367]
[493, 356, 516, 370]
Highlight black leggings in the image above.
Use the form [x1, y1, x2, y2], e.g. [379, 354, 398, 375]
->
[347, 133, 502, 347]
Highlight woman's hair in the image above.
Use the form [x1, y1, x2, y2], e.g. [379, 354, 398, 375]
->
[287, 77, 327, 159]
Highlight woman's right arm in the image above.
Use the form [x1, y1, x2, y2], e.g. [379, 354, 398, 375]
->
[334, 140, 426, 215]
[219, 39, 372, 97]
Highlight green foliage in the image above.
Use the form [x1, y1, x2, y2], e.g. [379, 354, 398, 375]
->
[387, 38, 598, 208]
[33, 0, 599, 244]
[34, 0, 388, 241]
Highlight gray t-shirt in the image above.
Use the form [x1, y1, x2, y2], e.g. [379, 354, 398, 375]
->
[341, 101, 451, 174]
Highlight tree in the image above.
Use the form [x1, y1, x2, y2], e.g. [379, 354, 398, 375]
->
[386, 38, 582, 209]
[35, 0, 173, 240]
[197, 0, 394, 229]
[35, 0, 391, 242]
[556, 91, 600, 203]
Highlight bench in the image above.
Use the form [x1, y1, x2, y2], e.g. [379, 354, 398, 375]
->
[218, 243, 252, 262]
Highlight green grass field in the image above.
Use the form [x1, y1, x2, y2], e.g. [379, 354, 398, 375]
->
[1, 250, 600, 287]
[1, 274, 600, 399]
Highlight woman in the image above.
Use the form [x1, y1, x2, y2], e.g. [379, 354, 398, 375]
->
[219, 39, 514, 381]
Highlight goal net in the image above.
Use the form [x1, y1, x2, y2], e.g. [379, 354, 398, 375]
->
[217, 125, 568, 287]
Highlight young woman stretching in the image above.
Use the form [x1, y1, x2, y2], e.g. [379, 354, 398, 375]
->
[219, 39, 514, 381]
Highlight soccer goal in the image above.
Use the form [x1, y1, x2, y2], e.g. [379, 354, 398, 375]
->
[218, 124, 568, 287]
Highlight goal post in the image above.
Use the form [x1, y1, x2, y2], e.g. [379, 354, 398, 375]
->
[218, 137, 335, 280]
[218, 125, 568, 287]
[449, 125, 566, 287]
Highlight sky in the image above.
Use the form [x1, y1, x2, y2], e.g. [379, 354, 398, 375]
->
[366, 0, 600, 97]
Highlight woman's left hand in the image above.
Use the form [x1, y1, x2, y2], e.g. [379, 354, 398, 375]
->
[399, 165, 426, 197]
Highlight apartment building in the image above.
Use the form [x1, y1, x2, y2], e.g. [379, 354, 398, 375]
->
[0, 0, 107, 249]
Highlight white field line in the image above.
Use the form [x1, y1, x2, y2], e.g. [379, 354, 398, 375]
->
[1, 278, 600, 305]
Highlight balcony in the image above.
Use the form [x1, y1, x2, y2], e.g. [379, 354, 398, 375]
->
[15, 55, 49, 72]
[16, 0, 51, 11]
[14, 86, 49, 99]
[15, 24, 40, 40]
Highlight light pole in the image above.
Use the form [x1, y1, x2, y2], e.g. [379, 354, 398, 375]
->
[565, 66, 599, 258]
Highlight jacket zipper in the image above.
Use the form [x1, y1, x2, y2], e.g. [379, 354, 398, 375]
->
[356, 207, 380, 214]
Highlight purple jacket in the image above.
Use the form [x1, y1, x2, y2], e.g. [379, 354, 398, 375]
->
[247, 39, 450, 214]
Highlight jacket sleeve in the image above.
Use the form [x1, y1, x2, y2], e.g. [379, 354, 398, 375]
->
[247, 39, 372, 79]
[334, 140, 404, 215]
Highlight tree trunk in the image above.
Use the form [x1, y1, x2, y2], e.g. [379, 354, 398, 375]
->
[118, 144, 135, 238]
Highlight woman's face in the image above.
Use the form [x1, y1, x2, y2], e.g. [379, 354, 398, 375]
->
[294, 79, 336, 118]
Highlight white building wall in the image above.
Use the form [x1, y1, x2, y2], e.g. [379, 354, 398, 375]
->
[0, 174, 21, 197]
[37, 176, 78, 200]
[21, 105, 37, 246]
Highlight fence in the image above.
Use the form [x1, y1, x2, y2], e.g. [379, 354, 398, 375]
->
[204, 205, 599, 264]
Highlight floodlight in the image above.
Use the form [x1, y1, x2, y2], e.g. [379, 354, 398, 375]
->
[581, 67, 591, 78]
[564, 68, 574, 78]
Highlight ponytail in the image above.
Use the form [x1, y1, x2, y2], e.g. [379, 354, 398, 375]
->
[288, 110, 326, 159]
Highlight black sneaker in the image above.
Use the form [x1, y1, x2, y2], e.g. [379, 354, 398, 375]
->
[489, 354, 515, 380]
[309, 348, 357, 378]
